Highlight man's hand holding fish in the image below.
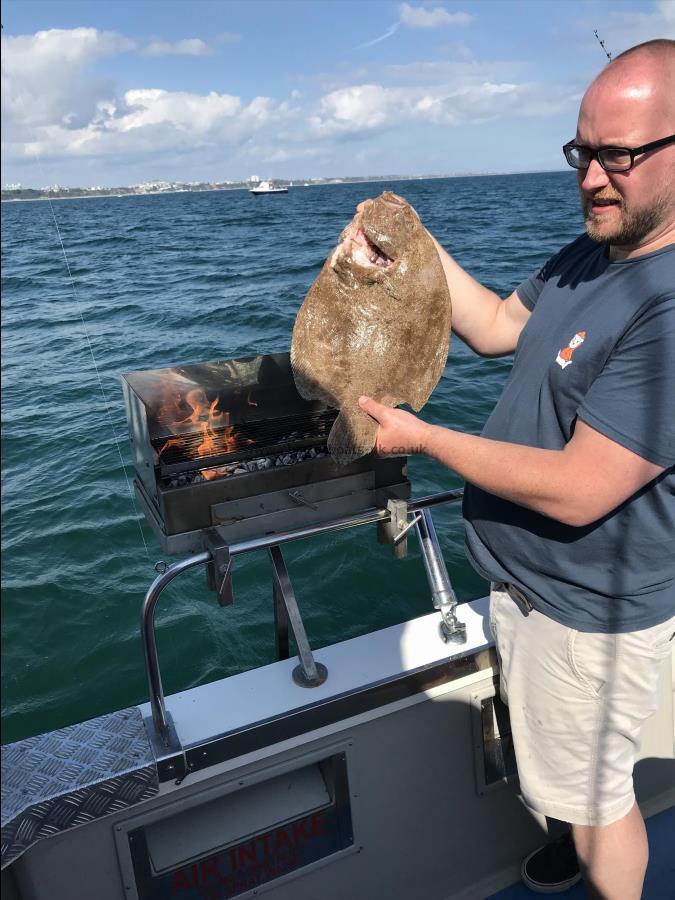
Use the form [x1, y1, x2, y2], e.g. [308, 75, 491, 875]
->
[357, 396, 430, 457]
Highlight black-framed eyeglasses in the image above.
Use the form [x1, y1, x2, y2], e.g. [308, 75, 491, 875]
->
[562, 134, 675, 172]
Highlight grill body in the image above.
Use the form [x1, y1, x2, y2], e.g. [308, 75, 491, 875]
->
[122, 353, 410, 554]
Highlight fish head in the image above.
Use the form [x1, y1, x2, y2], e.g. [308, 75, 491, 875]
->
[331, 192, 421, 285]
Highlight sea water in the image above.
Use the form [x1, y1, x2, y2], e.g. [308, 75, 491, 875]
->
[1, 172, 583, 742]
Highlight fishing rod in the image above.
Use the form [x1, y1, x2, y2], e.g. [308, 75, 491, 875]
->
[593, 30, 612, 62]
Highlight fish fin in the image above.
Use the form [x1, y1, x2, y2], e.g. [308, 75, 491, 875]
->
[328, 408, 377, 465]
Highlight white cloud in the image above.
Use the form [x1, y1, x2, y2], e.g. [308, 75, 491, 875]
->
[660, 0, 675, 24]
[118, 89, 241, 131]
[310, 80, 576, 137]
[399, 3, 472, 28]
[1, 26, 293, 169]
[259, 145, 321, 163]
[386, 57, 523, 83]
[143, 38, 212, 57]
[14, 88, 291, 162]
[1, 28, 134, 133]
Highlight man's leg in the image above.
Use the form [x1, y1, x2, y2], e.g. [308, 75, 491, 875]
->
[571, 801, 648, 900]
[489, 586, 674, 894]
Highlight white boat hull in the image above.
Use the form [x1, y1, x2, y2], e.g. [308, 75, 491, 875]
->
[3, 598, 673, 899]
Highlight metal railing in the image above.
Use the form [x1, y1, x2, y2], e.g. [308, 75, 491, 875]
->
[141, 489, 464, 747]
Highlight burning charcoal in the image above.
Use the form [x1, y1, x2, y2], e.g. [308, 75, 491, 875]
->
[234, 467, 247, 475]
[178, 475, 188, 486]
[309, 448, 317, 458]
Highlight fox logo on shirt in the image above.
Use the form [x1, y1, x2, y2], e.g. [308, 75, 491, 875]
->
[555, 331, 586, 369]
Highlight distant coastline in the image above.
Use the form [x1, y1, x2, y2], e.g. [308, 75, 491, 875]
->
[1, 170, 567, 203]
[3, 175, 415, 203]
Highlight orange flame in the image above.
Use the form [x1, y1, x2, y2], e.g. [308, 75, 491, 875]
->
[158, 388, 238, 460]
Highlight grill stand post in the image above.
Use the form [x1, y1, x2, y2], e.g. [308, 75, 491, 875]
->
[203, 528, 234, 606]
[269, 545, 328, 687]
[415, 508, 467, 644]
[273, 557, 290, 662]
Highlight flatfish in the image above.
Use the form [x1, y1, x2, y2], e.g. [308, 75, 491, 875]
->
[291, 192, 451, 463]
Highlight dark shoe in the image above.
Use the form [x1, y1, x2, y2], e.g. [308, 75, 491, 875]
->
[521, 831, 581, 894]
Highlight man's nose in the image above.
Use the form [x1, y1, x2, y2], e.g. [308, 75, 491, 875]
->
[579, 158, 610, 191]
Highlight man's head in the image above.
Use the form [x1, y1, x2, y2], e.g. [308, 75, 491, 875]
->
[574, 39, 675, 254]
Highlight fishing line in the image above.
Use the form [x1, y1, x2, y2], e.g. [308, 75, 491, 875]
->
[34, 154, 152, 561]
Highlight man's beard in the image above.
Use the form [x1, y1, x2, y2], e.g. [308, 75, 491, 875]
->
[583, 193, 668, 246]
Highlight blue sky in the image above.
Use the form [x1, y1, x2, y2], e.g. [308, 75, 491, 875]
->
[2, 0, 674, 187]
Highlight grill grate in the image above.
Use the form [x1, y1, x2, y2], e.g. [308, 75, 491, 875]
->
[154, 409, 338, 467]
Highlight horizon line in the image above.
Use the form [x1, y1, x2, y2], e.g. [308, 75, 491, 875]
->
[2, 168, 572, 197]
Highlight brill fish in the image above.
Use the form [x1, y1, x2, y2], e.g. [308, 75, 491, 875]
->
[291, 192, 452, 463]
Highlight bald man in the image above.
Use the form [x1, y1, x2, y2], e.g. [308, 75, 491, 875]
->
[359, 39, 675, 898]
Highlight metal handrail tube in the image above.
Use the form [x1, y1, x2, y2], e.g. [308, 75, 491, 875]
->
[142, 552, 210, 743]
[228, 507, 389, 556]
[141, 488, 465, 744]
[408, 488, 464, 512]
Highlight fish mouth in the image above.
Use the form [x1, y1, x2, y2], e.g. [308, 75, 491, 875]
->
[344, 224, 394, 269]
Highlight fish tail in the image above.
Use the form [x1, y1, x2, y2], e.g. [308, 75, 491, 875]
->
[327, 409, 377, 465]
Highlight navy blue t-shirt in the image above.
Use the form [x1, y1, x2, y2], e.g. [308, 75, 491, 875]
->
[463, 235, 675, 633]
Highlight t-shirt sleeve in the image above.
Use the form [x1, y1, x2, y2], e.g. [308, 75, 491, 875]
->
[578, 297, 675, 467]
[516, 251, 561, 311]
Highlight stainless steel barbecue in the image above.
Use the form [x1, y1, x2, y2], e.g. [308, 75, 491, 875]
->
[122, 352, 410, 555]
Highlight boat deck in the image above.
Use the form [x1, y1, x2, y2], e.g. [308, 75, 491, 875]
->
[489, 804, 675, 899]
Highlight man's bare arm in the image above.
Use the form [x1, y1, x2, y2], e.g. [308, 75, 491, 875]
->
[430, 235, 532, 357]
[355, 198, 531, 357]
[358, 397, 665, 527]
[422, 418, 664, 526]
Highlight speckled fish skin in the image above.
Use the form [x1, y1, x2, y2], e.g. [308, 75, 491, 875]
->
[291, 192, 452, 464]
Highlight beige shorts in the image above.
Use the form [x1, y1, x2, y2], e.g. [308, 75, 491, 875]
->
[490, 583, 675, 827]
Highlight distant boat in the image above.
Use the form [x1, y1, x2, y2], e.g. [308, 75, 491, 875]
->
[249, 180, 288, 195]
